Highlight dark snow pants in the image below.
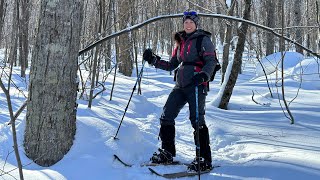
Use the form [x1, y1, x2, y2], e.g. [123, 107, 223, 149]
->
[160, 84, 207, 128]
[159, 84, 211, 162]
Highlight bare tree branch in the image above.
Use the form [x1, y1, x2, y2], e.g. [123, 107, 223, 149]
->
[0, 79, 24, 179]
[7, 100, 28, 126]
[273, 26, 320, 30]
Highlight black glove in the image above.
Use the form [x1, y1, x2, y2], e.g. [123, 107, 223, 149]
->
[154, 54, 161, 61]
[143, 48, 161, 65]
[143, 49, 155, 64]
[192, 72, 208, 86]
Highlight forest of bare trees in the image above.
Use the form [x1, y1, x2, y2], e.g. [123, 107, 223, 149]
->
[1, 0, 319, 79]
[1, 0, 319, 70]
[0, 0, 319, 175]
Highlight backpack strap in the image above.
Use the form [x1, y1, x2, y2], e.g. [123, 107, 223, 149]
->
[196, 35, 221, 74]
[181, 35, 205, 68]
[196, 35, 205, 61]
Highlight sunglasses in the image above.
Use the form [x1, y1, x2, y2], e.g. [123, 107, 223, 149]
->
[183, 11, 197, 16]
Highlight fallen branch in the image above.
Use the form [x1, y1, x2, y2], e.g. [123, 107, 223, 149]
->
[251, 90, 271, 107]
[92, 82, 107, 99]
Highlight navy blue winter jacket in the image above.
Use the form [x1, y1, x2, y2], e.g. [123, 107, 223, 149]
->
[154, 29, 217, 88]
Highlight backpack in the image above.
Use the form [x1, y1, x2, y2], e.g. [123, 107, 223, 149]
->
[195, 35, 221, 81]
[173, 35, 221, 86]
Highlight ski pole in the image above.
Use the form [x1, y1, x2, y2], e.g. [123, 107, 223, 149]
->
[195, 82, 201, 180]
[114, 60, 147, 140]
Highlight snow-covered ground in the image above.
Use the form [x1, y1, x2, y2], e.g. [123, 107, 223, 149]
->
[1, 51, 320, 179]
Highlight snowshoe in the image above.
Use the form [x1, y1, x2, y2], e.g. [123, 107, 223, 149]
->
[187, 157, 212, 172]
[150, 148, 173, 164]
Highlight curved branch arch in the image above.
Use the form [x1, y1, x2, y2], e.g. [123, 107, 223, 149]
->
[79, 13, 320, 59]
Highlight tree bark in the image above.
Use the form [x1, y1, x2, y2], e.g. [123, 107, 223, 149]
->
[294, 0, 304, 54]
[316, 0, 320, 53]
[104, 0, 113, 71]
[8, 0, 19, 66]
[117, 0, 133, 76]
[215, 0, 225, 45]
[0, 0, 6, 44]
[277, 0, 286, 52]
[24, 0, 83, 167]
[221, 0, 236, 84]
[88, 45, 100, 108]
[265, 0, 275, 55]
[219, 0, 252, 110]
[19, 0, 30, 77]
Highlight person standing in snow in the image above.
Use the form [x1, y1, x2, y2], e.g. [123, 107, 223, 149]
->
[143, 11, 217, 171]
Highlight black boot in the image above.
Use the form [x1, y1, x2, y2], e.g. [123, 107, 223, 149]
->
[160, 124, 176, 157]
[199, 125, 212, 164]
[187, 157, 212, 172]
[150, 148, 173, 164]
[188, 125, 212, 171]
[150, 125, 176, 164]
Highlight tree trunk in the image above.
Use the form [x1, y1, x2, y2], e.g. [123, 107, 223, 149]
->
[294, 0, 303, 54]
[118, 0, 133, 76]
[0, 0, 6, 44]
[104, 0, 113, 71]
[221, 0, 236, 84]
[277, 0, 285, 52]
[219, 0, 252, 110]
[215, 0, 225, 45]
[8, 0, 19, 66]
[316, 0, 320, 53]
[110, 0, 118, 101]
[152, 1, 159, 53]
[24, 0, 83, 167]
[265, 0, 275, 55]
[88, 45, 100, 108]
[19, 0, 30, 77]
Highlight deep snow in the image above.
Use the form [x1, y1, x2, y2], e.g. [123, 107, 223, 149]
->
[1, 50, 320, 180]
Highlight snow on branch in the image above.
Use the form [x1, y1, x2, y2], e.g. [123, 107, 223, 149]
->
[79, 13, 320, 59]
[273, 26, 320, 30]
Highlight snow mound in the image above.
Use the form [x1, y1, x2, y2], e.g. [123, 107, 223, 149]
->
[256, 52, 304, 76]
[290, 58, 320, 89]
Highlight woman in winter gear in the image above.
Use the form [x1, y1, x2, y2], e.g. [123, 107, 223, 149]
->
[143, 11, 217, 172]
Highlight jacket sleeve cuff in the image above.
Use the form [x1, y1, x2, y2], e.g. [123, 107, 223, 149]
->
[200, 71, 210, 82]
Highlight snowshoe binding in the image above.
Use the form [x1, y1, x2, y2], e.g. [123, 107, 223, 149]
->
[187, 157, 212, 172]
[150, 148, 173, 164]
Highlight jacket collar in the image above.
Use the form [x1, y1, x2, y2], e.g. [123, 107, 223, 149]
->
[175, 29, 212, 42]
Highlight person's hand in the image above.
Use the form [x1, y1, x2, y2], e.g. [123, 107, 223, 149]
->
[143, 49, 155, 64]
[192, 72, 208, 86]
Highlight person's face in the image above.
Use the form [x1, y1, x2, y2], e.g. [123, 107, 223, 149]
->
[183, 19, 196, 34]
